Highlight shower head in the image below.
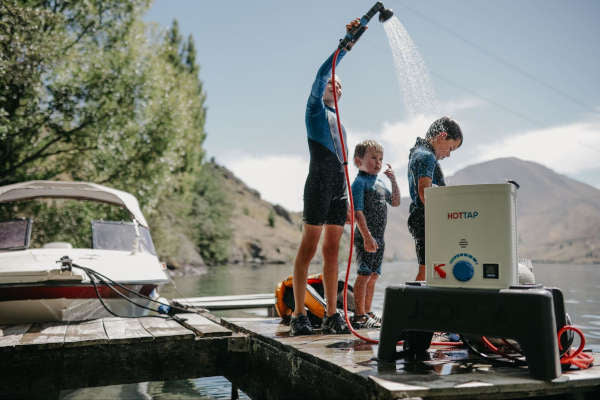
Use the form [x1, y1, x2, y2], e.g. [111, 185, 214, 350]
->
[378, 7, 394, 23]
[338, 2, 395, 51]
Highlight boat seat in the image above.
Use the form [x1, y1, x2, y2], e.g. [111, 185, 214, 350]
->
[42, 242, 73, 249]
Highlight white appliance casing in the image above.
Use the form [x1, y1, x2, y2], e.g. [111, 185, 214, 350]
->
[425, 183, 518, 289]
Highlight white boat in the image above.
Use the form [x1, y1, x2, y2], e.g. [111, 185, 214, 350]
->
[0, 180, 169, 323]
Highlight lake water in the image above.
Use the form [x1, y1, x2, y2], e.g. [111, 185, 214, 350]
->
[60, 261, 600, 399]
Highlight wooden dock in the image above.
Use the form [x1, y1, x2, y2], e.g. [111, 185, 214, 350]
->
[219, 317, 600, 400]
[0, 313, 237, 400]
[1, 310, 599, 400]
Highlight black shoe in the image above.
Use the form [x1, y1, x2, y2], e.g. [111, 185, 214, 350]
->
[290, 314, 313, 336]
[321, 312, 350, 334]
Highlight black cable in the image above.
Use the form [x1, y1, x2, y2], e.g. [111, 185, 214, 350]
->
[58, 256, 194, 320]
[90, 270, 167, 317]
[461, 335, 527, 367]
[88, 270, 124, 318]
[72, 262, 192, 315]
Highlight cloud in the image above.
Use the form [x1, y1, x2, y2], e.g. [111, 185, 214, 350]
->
[224, 153, 308, 212]
[220, 111, 600, 214]
[473, 121, 600, 175]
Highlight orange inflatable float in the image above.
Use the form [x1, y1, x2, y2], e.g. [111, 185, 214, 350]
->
[275, 273, 354, 323]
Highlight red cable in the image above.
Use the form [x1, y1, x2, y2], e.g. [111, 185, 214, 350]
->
[331, 49, 376, 344]
[557, 325, 594, 369]
[480, 326, 593, 370]
[331, 49, 461, 348]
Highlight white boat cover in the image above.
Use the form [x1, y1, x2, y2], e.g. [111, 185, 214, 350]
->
[0, 180, 148, 227]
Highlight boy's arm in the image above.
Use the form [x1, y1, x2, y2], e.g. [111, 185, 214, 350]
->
[307, 49, 347, 112]
[384, 163, 401, 207]
[355, 210, 378, 253]
[351, 177, 377, 252]
[418, 176, 433, 204]
[306, 19, 360, 115]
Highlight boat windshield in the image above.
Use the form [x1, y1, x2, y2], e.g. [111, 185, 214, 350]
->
[91, 220, 157, 255]
[0, 219, 32, 250]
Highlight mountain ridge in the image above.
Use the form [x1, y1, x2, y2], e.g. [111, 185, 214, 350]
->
[212, 157, 600, 266]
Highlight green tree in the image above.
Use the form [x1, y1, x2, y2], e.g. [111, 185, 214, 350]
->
[0, 1, 205, 209]
[189, 162, 232, 265]
[0, 2, 232, 266]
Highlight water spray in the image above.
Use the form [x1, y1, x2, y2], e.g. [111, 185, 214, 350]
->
[332, 3, 464, 347]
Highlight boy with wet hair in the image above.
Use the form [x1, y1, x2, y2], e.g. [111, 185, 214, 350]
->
[351, 139, 400, 328]
[407, 116, 463, 281]
[290, 18, 364, 336]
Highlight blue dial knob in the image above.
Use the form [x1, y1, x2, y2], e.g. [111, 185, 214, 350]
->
[453, 260, 474, 282]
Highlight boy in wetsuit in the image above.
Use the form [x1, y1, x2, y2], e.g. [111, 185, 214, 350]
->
[351, 140, 400, 329]
[407, 116, 463, 281]
[290, 19, 363, 336]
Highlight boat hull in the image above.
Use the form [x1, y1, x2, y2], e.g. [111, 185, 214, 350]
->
[0, 283, 159, 323]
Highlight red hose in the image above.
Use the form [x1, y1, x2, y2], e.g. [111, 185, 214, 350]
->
[557, 325, 594, 369]
[480, 326, 593, 370]
[331, 49, 461, 348]
[331, 49, 376, 344]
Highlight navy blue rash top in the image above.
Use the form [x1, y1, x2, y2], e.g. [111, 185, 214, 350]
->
[407, 137, 446, 212]
[351, 170, 392, 240]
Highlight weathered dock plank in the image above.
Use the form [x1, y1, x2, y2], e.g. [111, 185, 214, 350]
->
[103, 317, 153, 343]
[64, 319, 108, 347]
[19, 322, 68, 349]
[138, 316, 195, 341]
[0, 324, 31, 348]
[176, 313, 232, 337]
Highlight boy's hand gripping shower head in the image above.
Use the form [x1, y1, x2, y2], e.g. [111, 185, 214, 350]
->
[338, 2, 394, 51]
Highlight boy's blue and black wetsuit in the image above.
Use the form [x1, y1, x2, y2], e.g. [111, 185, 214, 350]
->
[352, 171, 392, 275]
[303, 50, 348, 226]
[407, 137, 446, 265]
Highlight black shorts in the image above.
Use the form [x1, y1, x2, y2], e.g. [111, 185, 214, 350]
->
[303, 177, 347, 226]
[302, 141, 347, 226]
[407, 207, 425, 265]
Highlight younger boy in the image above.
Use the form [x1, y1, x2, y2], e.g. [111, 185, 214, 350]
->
[407, 116, 463, 281]
[351, 140, 400, 328]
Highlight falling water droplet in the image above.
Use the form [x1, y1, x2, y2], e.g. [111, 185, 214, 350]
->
[383, 16, 439, 116]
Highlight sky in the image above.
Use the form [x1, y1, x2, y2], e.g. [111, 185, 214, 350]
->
[145, 0, 600, 212]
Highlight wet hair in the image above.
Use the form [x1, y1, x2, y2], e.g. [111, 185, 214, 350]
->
[425, 116, 463, 147]
[353, 139, 383, 166]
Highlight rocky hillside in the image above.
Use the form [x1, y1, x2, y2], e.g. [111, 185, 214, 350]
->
[211, 163, 304, 265]
[205, 157, 600, 266]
